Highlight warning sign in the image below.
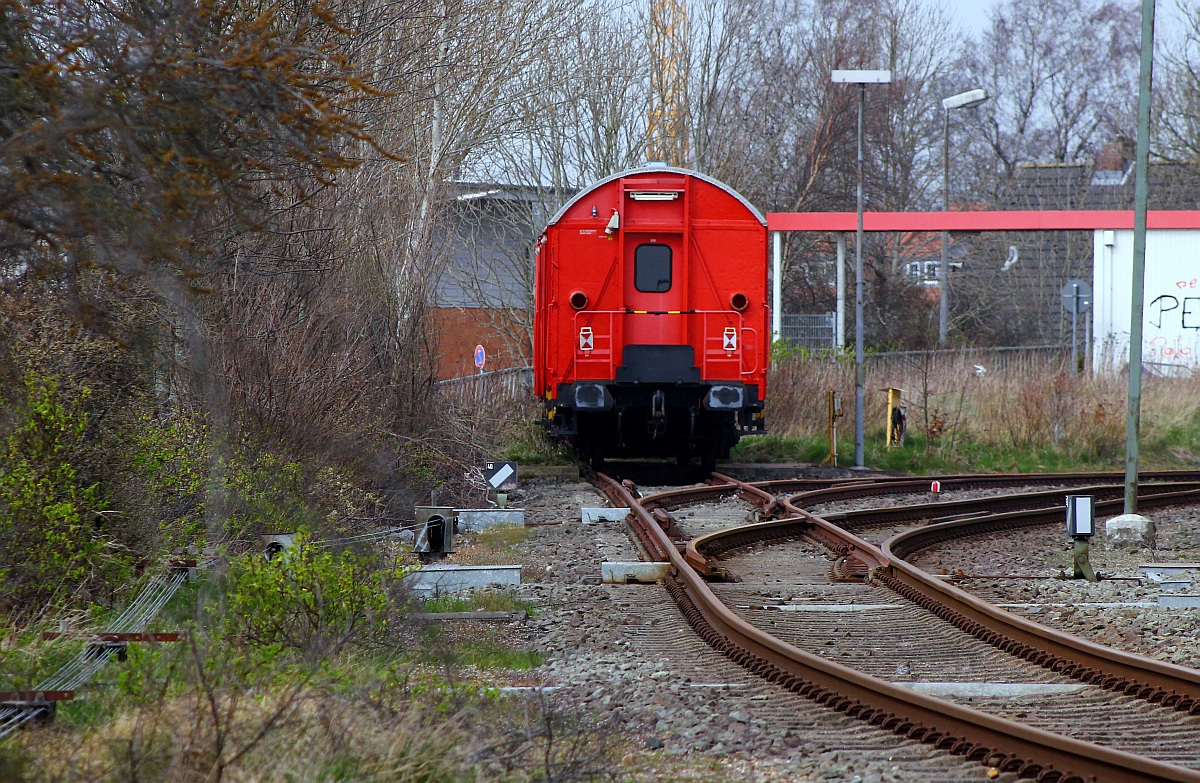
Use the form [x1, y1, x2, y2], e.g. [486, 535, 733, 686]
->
[485, 461, 518, 490]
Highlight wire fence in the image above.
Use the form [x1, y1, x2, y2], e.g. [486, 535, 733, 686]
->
[862, 344, 1071, 376]
[780, 313, 837, 351]
[430, 345, 1073, 402]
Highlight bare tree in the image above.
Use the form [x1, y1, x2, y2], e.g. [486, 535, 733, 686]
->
[0, 0, 371, 295]
[1155, 1, 1200, 160]
[956, 0, 1140, 200]
[681, 0, 964, 345]
[442, 1, 650, 365]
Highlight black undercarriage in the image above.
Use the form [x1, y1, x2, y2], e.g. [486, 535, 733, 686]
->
[544, 345, 764, 470]
[546, 382, 764, 471]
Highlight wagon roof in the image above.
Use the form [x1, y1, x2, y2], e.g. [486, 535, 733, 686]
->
[544, 164, 767, 228]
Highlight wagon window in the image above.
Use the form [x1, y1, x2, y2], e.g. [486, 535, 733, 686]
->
[634, 244, 672, 293]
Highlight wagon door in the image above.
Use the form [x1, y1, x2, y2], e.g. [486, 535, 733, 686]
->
[616, 232, 697, 383]
[624, 234, 685, 346]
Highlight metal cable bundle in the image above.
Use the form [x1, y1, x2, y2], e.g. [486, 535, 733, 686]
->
[4, 523, 419, 739]
[310, 525, 415, 548]
[0, 568, 188, 740]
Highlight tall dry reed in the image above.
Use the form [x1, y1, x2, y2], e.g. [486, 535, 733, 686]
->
[769, 352, 1200, 463]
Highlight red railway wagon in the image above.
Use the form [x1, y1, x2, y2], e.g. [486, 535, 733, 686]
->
[533, 165, 769, 469]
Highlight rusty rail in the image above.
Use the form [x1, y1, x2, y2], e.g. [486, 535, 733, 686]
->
[813, 481, 1200, 532]
[597, 471, 1200, 783]
[751, 476, 1200, 712]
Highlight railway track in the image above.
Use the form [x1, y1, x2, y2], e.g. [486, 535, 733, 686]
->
[593, 469, 1200, 783]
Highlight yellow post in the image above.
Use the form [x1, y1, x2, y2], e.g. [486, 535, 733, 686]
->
[820, 391, 844, 466]
[883, 387, 905, 448]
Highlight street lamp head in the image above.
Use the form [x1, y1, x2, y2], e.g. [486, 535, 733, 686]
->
[942, 88, 988, 111]
[832, 69, 893, 84]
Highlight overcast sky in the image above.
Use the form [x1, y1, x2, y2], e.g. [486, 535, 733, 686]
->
[945, 0, 995, 36]
[944, 0, 1190, 43]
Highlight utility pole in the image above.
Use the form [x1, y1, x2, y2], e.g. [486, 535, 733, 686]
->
[1125, 0, 1156, 514]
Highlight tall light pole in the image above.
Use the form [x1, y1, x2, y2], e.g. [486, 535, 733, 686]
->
[938, 88, 988, 344]
[832, 69, 891, 470]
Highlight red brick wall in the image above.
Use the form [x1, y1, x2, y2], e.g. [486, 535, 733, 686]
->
[429, 307, 530, 380]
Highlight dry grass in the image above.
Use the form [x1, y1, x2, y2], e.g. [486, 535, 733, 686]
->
[769, 353, 1200, 466]
[7, 667, 622, 783]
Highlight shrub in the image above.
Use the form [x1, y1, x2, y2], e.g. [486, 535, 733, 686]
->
[108, 409, 211, 552]
[214, 534, 408, 661]
[0, 374, 127, 616]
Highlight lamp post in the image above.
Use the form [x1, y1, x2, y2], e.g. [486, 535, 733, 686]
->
[832, 69, 891, 470]
[938, 88, 988, 344]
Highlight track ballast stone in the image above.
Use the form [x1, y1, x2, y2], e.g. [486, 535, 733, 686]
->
[509, 479, 1008, 782]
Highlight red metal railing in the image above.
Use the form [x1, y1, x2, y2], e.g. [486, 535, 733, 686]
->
[571, 309, 759, 380]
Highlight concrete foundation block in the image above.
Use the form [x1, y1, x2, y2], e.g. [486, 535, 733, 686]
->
[402, 564, 521, 597]
[519, 465, 580, 479]
[1158, 593, 1200, 609]
[895, 682, 1088, 698]
[456, 509, 526, 532]
[1103, 513, 1156, 549]
[582, 507, 630, 523]
[601, 561, 671, 584]
[1139, 563, 1200, 579]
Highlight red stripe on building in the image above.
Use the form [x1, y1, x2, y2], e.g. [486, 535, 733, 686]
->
[765, 211, 1200, 232]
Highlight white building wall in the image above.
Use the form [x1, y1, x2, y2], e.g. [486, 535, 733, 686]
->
[1093, 229, 1200, 373]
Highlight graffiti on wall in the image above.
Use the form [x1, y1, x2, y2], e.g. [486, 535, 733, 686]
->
[1148, 294, 1200, 330]
[1146, 278, 1200, 362]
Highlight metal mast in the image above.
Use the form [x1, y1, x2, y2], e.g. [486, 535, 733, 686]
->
[648, 0, 689, 166]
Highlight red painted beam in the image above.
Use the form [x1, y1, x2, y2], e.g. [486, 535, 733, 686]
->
[765, 210, 1200, 232]
[40, 632, 183, 642]
[0, 691, 74, 702]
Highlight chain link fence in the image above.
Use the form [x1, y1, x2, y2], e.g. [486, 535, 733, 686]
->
[780, 313, 836, 351]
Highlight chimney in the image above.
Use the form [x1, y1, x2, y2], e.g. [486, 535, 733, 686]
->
[1095, 138, 1133, 172]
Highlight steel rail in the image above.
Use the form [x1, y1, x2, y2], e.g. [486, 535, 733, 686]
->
[642, 470, 1200, 527]
[812, 481, 1200, 532]
[639, 482, 746, 511]
[874, 489, 1200, 710]
[732, 474, 1200, 711]
[772, 469, 1200, 508]
[595, 472, 1200, 783]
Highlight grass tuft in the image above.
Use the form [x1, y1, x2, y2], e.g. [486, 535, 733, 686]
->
[473, 524, 531, 549]
[422, 590, 534, 615]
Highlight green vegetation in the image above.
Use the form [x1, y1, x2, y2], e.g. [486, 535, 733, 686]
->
[0, 375, 128, 616]
[418, 634, 545, 670]
[500, 419, 574, 466]
[474, 524, 533, 549]
[731, 433, 829, 465]
[2, 527, 604, 782]
[733, 430, 1140, 474]
[215, 535, 407, 659]
[422, 590, 534, 614]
